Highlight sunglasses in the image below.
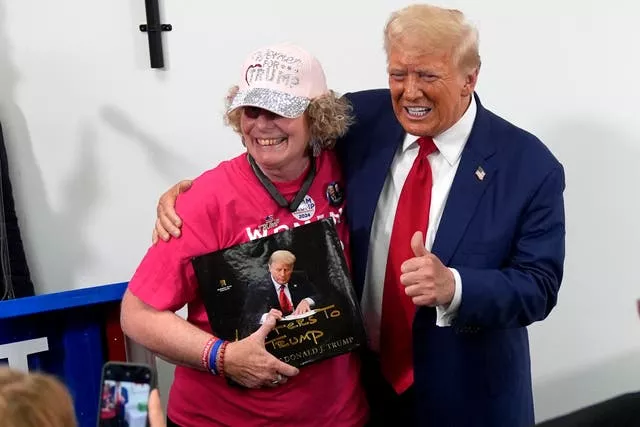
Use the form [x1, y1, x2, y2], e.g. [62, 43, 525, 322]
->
[243, 106, 282, 120]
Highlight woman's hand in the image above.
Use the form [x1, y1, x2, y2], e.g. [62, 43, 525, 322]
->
[223, 310, 299, 388]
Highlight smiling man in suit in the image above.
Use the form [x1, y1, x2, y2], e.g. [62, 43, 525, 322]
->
[241, 250, 319, 335]
[150, 4, 565, 426]
[338, 6, 565, 425]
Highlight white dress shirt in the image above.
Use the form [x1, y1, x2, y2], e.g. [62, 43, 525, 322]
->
[361, 97, 477, 352]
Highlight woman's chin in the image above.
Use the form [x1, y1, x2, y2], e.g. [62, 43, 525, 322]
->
[251, 143, 291, 160]
[252, 151, 287, 166]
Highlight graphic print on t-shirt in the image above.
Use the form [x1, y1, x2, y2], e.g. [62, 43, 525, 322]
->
[246, 206, 343, 242]
[291, 194, 316, 221]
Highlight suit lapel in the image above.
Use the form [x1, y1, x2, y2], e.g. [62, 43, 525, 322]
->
[359, 114, 406, 238]
[431, 95, 497, 265]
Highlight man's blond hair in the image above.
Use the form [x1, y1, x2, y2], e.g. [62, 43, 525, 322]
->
[0, 368, 77, 427]
[384, 4, 481, 74]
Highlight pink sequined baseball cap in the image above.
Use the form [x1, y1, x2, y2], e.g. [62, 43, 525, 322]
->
[227, 43, 329, 118]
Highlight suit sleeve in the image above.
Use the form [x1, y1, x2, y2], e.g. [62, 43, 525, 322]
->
[307, 280, 320, 307]
[296, 277, 320, 307]
[455, 165, 566, 329]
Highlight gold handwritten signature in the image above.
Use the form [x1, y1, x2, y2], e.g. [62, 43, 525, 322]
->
[263, 305, 343, 350]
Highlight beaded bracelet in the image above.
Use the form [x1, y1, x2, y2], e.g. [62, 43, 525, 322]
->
[200, 337, 216, 371]
[217, 341, 229, 377]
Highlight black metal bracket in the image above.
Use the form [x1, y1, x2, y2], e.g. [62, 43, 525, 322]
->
[139, 24, 173, 32]
[140, 0, 172, 69]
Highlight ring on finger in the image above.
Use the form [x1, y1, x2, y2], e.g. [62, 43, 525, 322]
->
[271, 373, 283, 384]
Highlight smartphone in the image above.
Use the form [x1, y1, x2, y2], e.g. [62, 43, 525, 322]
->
[97, 361, 156, 427]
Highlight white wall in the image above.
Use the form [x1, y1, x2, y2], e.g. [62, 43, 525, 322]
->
[1, 0, 639, 422]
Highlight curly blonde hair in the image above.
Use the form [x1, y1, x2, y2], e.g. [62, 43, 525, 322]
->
[223, 86, 354, 155]
[0, 368, 77, 427]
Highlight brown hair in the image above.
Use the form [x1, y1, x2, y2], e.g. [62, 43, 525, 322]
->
[0, 368, 77, 427]
[223, 86, 354, 154]
[384, 4, 481, 74]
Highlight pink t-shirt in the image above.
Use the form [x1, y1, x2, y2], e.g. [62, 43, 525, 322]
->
[128, 150, 368, 427]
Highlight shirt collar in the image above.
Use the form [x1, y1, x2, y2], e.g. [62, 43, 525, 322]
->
[271, 275, 287, 288]
[401, 95, 477, 166]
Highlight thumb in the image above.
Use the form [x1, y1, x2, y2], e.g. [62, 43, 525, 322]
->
[411, 231, 429, 257]
[252, 314, 277, 340]
[147, 389, 166, 427]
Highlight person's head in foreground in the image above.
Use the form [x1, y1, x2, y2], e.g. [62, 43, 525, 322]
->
[0, 367, 77, 427]
[225, 42, 352, 181]
[0, 367, 166, 427]
[384, 4, 481, 138]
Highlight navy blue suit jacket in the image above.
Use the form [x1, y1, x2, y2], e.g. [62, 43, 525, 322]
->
[336, 89, 566, 426]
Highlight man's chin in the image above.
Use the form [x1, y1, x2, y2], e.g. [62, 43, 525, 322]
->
[399, 121, 434, 137]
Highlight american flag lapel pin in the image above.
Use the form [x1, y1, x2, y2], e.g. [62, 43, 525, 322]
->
[475, 166, 486, 181]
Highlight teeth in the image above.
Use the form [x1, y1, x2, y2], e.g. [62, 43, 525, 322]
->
[406, 107, 431, 117]
[257, 138, 286, 146]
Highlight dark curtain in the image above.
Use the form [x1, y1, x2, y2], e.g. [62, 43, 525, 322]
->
[0, 120, 35, 299]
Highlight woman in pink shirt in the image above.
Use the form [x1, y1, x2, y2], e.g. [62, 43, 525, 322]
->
[120, 43, 368, 427]
[99, 382, 117, 426]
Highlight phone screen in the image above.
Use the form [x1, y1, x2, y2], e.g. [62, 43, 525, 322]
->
[98, 362, 154, 427]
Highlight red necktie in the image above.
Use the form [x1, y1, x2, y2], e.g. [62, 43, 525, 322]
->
[279, 285, 293, 315]
[380, 136, 437, 394]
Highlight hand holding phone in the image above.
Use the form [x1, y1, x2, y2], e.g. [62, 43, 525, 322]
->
[148, 389, 166, 427]
[97, 362, 157, 427]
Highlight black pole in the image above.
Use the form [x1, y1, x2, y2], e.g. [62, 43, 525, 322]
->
[140, 0, 171, 69]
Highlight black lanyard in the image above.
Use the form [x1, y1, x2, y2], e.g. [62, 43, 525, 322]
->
[247, 154, 316, 212]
